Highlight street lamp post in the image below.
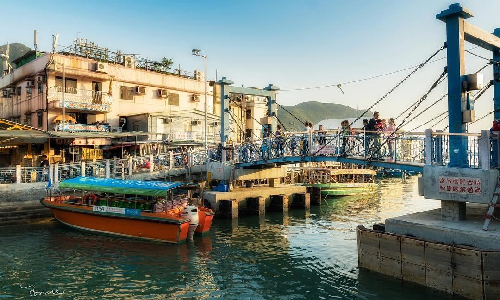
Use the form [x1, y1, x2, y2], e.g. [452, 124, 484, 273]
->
[192, 49, 208, 166]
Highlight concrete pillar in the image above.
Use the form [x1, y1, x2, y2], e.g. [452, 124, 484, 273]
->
[216, 199, 238, 219]
[308, 187, 322, 206]
[246, 196, 265, 216]
[149, 154, 154, 172]
[54, 163, 59, 183]
[480, 130, 491, 170]
[424, 129, 432, 165]
[15, 165, 21, 184]
[291, 193, 310, 210]
[269, 194, 288, 213]
[105, 159, 110, 178]
[128, 157, 133, 176]
[441, 200, 466, 221]
[49, 164, 54, 182]
[81, 161, 86, 177]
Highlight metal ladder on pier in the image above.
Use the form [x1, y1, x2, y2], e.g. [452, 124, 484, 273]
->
[483, 185, 500, 231]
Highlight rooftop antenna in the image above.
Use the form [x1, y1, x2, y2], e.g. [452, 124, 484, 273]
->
[52, 33, 59, 53]
[34, 30, 38, 53]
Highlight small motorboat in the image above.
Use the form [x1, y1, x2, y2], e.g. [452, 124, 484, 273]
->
[41, 177, 214, 244]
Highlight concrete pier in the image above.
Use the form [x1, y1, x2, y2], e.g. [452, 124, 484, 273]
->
[269, 194, 289, 213]
[246, 196, 265, 215]
[216, 199, 238, 219]
[204, 185, 307, 215]
[307, 187, 321, 206]
[291, 193, 310, 210]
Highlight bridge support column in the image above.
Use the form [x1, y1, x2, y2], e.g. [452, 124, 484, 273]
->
[424, 129, 433, 165]
[308, 187, 322, 206]
[81, 161, 86, 177]
[438, 4, 470, 168]
[216, 199, 238, 219]
[269, 194, 288, 213]
[54, 163, 59, 182]
[246, 196, 265, 216]
[493, 29, 500, 121]
[218, 77, 234, 152]
[291, 193, 310, 210]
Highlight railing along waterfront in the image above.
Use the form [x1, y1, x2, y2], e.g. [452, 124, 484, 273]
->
[230, 129, 490, 169]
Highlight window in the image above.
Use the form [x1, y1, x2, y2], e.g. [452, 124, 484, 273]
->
[26, 88, 32, 100]
[55, 76, 77, 94]
[133, 121, 141, 131]
[120, 86, 134, 100]
[24, 114, 31, 126]
[38, 83, 44, 94]
[37, 111, 43, 128]
[245, 129, 252, 139]
[246, 109, 252, 120]
[168, 93, 179, 106]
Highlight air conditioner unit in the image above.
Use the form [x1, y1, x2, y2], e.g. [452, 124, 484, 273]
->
[37, 75, 46, 83]
[191, 120, 202, 126]
[123, 56, 136, 68]
[95, 62, 108, 73]
[163, 117, 173, 124]
[135, 86, 146, 95]
[157, 89, 168, 98]
[26, 80, 35, 87]
[191, 94, 200, 102]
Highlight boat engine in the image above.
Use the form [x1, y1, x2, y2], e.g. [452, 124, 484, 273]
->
[182, 205, 199, 240]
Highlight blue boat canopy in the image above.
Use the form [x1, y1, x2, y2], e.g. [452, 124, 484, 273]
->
[59, 177, 183, 196]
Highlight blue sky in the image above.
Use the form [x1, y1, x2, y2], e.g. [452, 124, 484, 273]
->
[2, 0, 500, 131]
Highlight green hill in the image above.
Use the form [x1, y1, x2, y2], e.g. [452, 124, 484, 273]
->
[277, 101, 368, 131]
[0, 43, 31, 73]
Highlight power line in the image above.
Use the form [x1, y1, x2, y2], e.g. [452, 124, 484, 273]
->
[280, 56, 447, 92]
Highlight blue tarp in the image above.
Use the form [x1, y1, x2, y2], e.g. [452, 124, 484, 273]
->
[59, 177, 182, 196]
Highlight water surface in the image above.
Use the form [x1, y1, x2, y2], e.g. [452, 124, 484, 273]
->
[0, 177, 452, 299]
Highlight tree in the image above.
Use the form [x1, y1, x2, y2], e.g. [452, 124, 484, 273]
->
[160, 57, 173, 71]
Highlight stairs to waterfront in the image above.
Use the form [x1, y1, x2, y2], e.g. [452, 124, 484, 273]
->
[0, 204, 53, 226]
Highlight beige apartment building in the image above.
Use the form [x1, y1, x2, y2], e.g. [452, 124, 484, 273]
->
[0, 49, 219, 145]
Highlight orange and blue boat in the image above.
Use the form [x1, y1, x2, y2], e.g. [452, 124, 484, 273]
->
[41, 177, 214, 244]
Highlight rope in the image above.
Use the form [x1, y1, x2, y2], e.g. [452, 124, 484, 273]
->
[395, 75, 447, 120]
[366, 69, 448, 162]
[400, 93, 448, 128]
[311, 45, 447, 156]
[410, 111, 447, 132]
[277, 102, 305, 126]
[280, 56, 447, 92]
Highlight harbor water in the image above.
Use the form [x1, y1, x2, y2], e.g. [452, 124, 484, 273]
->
[0, 177, 452, 299]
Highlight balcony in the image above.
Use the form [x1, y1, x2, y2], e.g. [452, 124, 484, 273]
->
[47, 86, 113, 112]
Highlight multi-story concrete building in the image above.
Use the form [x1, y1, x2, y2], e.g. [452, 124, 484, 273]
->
[0, 39, 278, 164]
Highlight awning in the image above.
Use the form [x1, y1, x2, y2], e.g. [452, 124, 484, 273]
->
[59, 177, 182, 196]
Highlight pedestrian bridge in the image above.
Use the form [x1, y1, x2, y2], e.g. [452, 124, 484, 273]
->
[224, 129, 494, 173]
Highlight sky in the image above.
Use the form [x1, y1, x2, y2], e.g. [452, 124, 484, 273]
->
[2, 0, 500, 132]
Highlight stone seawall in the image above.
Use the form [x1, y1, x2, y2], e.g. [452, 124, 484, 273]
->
[0, 183, 52, 225]
[357, 225, 500, 300]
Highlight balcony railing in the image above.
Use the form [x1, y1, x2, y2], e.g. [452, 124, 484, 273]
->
[47, 86, 113, 112]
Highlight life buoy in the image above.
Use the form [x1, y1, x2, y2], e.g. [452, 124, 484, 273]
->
[83, 193, 98, 206]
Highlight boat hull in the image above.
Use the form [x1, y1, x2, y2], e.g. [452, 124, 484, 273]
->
[196, 208, 214, 235]
[43, 201, 190, 244]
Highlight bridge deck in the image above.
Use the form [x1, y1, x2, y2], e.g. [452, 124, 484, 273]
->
[235, 155, 424, 172]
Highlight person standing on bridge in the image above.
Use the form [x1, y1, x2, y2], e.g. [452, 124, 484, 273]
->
[385, 118, 396, 160]
[368, 112, 381, 158]
[275, 125, 284, 157]
[340, 120, 351, 157]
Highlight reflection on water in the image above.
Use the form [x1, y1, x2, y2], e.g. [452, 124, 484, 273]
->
[0, 177, 450, 299]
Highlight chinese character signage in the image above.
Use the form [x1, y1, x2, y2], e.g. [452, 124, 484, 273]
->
[60, 100, 109, 112]
[438, 176, 481, 194]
